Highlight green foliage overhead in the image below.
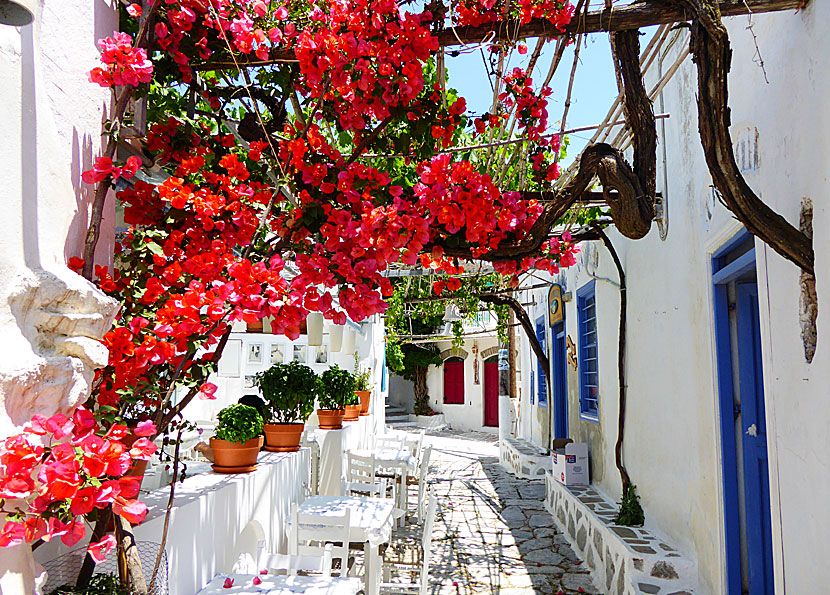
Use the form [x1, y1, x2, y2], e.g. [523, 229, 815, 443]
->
[255, 361, 317, 424]
[317, 365, 357, 410]
[215, 404, 264, 444]
[396, 343, 442, 381]
[614, 483, 645, 526]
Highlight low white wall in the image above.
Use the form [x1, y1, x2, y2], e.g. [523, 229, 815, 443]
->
[35, 450, 310, 595]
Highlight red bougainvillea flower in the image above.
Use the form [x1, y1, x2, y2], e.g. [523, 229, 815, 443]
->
[89, 31, 153, 88]
[223, 578, 235, 589]
[133, 420, 157, 437]
[88, 535, 117, 564]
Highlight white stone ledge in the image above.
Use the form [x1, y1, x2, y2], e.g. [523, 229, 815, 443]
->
[409, 413, 448, 430]
[500, 437, 552, 479]
[544, 472, 698, 595]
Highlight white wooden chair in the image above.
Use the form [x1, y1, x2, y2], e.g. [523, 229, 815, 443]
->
[258, 541, 333, 577]
[411, 446, 432, 522]
[373, 433, 406, 451]
[380, 488, 438, 595]
[345, 450, 394, 500]
[289, 504, 351, 577]
[404, 431, 425, 462]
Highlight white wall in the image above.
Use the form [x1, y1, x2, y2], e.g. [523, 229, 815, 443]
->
[515, 6, 830, 593]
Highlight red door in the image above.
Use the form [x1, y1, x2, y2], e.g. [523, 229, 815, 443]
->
[443, 360, 465, 404]
[484, 360, 499, 427]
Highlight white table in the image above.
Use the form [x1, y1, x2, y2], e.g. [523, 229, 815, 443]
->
[350, 448, 417, 517]
[196, 574, 362, 595]
[296, 495, 396, 595]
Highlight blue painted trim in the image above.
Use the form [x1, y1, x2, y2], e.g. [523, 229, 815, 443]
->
[712, 227, 752, 260]
[535, 316, 548, 408]
[711, 250, 756, 285]
[577, 280, 599, 423]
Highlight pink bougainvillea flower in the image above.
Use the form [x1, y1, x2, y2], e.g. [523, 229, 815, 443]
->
[61, 519, 87, 547]
[128, 437, 157, 461]
[0, 522, 25, 547]
[223, 578, 234, 589]
[113, 498, 148, 525]
[133, 420, 157, 437]
[126, 3, 142, 17]
[198, 382, 218, 400]
[252, 576, 262, 585]
[121, 156, 143, 179]
[259, 569, 268, 575]
[88, 535, 117, 563]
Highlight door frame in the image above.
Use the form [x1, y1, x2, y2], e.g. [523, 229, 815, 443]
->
[712, 229, 773, 594]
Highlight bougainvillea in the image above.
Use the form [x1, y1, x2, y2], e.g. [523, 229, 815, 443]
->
[0, 0, 581, 571]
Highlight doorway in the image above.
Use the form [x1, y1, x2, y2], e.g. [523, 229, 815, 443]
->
[551, 321, 568, 439]
[712, 231, 774, 595]
[483, 355, 499, 427]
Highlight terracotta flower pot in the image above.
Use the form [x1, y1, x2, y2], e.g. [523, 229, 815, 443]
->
[210, 436, 263, 473]
[263, 423, 305, 452]
[317, 409, 345, 430]
[344, 404, 361, 421]
[356, 390, 371, 416]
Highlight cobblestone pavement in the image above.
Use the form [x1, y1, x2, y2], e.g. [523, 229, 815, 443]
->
[389, 429, 601, 595]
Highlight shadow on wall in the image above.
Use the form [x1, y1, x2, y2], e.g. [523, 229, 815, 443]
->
[389, 375, 415, 413]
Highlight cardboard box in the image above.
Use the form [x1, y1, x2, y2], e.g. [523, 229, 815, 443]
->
[552, 442, 589, 486]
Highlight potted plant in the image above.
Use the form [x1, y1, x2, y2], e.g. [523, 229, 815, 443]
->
[353, 353, 373, 416]
[316, 365, 355, 429]
[210, 404, 264, 473]
[255, 361, 316, 452]
[343, 391, 361, 422]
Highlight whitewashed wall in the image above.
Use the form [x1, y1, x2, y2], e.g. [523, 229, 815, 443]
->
[515, 5, 830, 593]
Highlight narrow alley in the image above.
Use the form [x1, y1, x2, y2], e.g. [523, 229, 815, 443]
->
[395, 429, 600, 595]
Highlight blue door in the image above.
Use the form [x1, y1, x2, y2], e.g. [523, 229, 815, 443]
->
[736, 282, 774, 593]
[551, 321, 568, 439]
[712, 231, 774, 595]
[535, 317, 548, 407]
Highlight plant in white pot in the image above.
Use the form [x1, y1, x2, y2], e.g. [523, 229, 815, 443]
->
[255, 361, 316, 452]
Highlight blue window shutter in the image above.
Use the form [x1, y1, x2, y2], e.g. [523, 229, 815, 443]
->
[577, 281, 599, 421]
[535, 317, 548, 407]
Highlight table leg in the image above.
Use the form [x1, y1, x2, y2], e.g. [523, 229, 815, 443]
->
[364, 542, 380, 595]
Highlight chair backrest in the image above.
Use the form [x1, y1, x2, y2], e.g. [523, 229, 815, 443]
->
[373, 434, 406, 451]
[405, 431, 425, 460]
[419, 488, 438, 595]
[258, 543, 333, 578]
[289, 504, 351, 577]
[417, 446, 432, 520]
[346, 450, 394, 500]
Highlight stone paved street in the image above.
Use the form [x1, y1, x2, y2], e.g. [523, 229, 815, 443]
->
[389, 429, 601, 595]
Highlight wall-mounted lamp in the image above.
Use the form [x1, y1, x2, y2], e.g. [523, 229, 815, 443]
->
[0, 0, 37, 26]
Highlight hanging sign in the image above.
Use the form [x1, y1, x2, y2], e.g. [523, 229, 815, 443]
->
[548, 284, 564, 325]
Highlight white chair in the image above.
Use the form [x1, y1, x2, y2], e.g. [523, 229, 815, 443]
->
[258, 541, 333, 577]
[380, 488, 438, 595]
[411, 446, 432, 522]
[289, 504, 351, 577]
[373, 434, 406, 451]
[345, 450, 393, 500]
[404, 431, 425, 462]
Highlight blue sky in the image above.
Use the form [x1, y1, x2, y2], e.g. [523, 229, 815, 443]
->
[444, 28, 656, 167]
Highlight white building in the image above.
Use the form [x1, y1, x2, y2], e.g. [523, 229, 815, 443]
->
[513, 5, 830, 594]
[388, 312, 502, 433]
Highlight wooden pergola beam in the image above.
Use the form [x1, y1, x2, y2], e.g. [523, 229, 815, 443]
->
[193, 0, 801, 70]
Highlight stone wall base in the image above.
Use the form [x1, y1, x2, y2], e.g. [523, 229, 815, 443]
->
[500, 437, 552, 479]
[409, 413, 448, 430]
[544, 473, 698, 595]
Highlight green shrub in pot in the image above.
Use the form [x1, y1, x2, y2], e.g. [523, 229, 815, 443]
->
[215, 404, 264, 444]
[255, 361, 317, 424]
[317, 365, 356, 410]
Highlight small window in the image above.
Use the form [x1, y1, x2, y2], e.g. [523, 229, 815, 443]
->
[443, 357, 465, 404]
[577, 281, 599, 421]
[535, 316, 548, 408]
